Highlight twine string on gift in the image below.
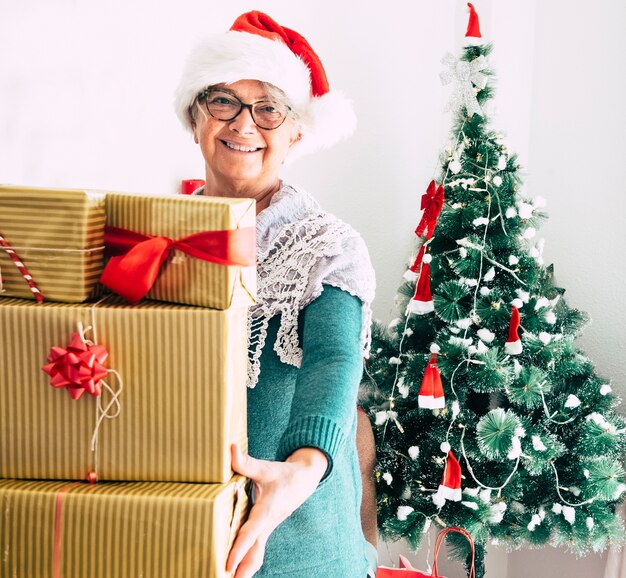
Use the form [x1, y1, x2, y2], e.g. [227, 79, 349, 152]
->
[0, 232, 44, 302]
[83, 300, 124, 483]
[0, 244, 105, 253]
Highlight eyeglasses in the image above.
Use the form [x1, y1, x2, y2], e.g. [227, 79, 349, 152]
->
[196, 89, 291, 130]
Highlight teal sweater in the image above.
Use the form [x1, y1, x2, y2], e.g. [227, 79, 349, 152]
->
[247, 285, 369, 577]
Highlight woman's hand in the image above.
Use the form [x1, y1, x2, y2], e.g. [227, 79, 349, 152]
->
[226, 443, 328, 578]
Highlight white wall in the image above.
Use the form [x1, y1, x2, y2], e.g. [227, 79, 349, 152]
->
[1, 1, 624, 576]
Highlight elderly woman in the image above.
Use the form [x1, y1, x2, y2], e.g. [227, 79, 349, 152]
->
[175, 12, 376, 578]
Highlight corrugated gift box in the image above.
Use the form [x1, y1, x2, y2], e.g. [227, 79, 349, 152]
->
[0, 295, 248, 483]
[101, 192, 256, 309]
[0, 476, 248, 578]
[0, 185, 105, 302]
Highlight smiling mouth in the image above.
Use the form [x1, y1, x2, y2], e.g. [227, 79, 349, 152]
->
[221, 140, 262, 153]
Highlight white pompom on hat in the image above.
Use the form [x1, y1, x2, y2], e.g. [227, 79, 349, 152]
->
[174, 10, 356, 161]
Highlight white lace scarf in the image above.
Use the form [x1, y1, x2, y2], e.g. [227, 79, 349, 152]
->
[248, 184, 375, 388]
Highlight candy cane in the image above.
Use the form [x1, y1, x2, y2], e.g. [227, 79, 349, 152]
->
[0, 233, 44, 302]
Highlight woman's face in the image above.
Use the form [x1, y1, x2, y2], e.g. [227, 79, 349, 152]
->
[192, 79, 300, 195]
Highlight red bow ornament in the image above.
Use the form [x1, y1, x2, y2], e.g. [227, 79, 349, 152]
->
[415, 180, 445, 240]
[42, 332, 109, 400]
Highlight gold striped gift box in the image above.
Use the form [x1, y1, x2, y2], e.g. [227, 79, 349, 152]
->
[0, 296, 248, 483]
[105, 192, 256, 309]
[0, 185, 106, 302]
[0, 476, 248, 578]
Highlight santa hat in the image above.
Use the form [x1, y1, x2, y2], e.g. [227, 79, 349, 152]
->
[408, 262, 434, 314]
[418, 354, 445, 410]
[437, 451, 463, 502]
[465, 3, 484, 46]
[403, 245, 426, 283]
[174, 11, 356, 161]
[504, 305, 523, 355]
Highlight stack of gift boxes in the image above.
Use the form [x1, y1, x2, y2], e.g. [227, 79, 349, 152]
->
[0, 184, 255, 578]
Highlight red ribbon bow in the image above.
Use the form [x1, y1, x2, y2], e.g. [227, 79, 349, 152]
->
[100, 225, 256, 304]
[415, 180, 445, 240]
[42, 332, 109, 400]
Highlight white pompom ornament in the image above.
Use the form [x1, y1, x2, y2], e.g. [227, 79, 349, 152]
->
[532, 436, 547, 451]
[600, 384, 612, 396]
[565, 395, 581, 408]
[450, 160, 462, 174]
[483, 267, 496, 282]
[477, 328, 495, 343]
[544, 311, 557, 324]
[562, 506, 576, 525]
[518, 203, 534, 219]
[397, 505, 414, 521]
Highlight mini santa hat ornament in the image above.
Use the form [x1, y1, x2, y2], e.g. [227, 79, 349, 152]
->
[437, 451, 463, 502]
[403, 245, 426, 283]
[418, 354, 445, 409]
[465, 3, 484, 46]
[504, 305, 523, 355]
[174, 11, 356, 161]
[408, 262, 434, 314]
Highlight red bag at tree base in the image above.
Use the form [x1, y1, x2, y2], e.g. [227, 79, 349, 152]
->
[376, 526, 475, 578]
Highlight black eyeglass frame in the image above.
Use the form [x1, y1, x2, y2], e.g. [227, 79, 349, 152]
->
[193, 89, 291, 131]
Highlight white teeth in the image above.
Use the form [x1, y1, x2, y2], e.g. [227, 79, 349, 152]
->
[224, 141, 259, 152]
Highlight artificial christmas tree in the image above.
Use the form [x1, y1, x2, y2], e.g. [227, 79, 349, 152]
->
[364, 4, 626, 576]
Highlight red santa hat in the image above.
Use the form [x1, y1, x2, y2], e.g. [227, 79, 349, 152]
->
[418, 354, 445, 410]
[504, 305, 523, 355]
[174, 11, 356, 161]
[403, 245, 426, 283]
[408, 262, 434, 314]
[465, 3, 484, 46]
[438, 451, 463, 502]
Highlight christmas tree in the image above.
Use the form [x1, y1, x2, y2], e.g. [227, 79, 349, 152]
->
[363, 4, 626, 576]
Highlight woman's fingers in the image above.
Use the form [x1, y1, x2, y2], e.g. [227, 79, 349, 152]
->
[226, 494, 272, 573]
[232, 538, 267, 578]
[231, 443, 265, 481]
[227, 445, 327, 576]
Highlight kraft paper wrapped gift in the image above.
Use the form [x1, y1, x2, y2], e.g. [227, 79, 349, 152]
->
[0, 185, 106, 303]
[102, 192, 256, 309]
[0, 476, 249, 578]
[0, 295, 248, 483]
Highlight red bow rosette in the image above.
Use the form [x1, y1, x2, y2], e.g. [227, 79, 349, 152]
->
[42, 332, 109, 400]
